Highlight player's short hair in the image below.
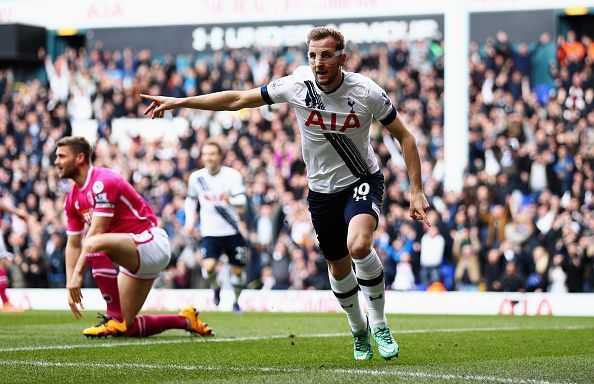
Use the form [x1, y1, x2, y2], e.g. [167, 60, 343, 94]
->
[56, 136, 92, 164]
[307, 27, 345, 51]
[201, 139, 225, 156]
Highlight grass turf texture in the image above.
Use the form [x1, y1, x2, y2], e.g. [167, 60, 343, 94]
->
[0, 311, 592, 383]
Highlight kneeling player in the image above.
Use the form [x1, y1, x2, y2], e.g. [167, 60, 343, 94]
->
[56, 136, 213, 338]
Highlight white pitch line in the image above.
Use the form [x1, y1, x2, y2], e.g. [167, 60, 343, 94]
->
[0, 325, 591, 353]
[0, 360, 576, 384]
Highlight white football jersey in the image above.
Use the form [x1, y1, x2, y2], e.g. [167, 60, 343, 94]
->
[262, 66, 397, 193]
[186, 166, 245, 237]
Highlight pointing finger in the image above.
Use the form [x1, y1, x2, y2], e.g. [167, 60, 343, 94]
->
[154, 104, 166, 114]
[140, 94, 155, 101]
[419, 208, 431, 227]
[144, 102, 158, 116]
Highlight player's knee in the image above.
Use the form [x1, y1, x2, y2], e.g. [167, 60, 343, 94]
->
[82, 236, 102, 254]
[347, 236, 372, 260]
[202, 259, 217, 273]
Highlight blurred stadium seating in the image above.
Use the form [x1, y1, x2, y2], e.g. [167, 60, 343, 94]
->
[0, 2, 592, 294]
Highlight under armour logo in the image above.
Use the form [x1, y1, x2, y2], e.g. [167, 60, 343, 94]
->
[341, 304, 354, 309]
[369, 294, 383, 302]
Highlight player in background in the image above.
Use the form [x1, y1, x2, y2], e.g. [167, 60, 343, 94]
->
[56, 136, 213, 338]
[0, 253, 23, 312]
[141, 27, 430, 360]
[0, 195, 30, 312]
[185, 140, 248, 313]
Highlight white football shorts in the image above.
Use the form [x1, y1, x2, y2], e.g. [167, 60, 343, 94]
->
[120, 227, 171, 280]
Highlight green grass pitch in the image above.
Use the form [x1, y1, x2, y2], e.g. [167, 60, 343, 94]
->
[0, 310, 592, 383]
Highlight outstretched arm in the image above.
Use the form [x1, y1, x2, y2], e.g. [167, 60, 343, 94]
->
[141, 87, 266, 118]
[384, 114, 431, 227]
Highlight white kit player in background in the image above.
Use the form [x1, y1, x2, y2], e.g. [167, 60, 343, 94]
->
[142, 26, 430, 361]
[184, 140, 248, 313]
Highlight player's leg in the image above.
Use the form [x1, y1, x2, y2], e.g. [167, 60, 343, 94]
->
[346, 173, 398, 360]
[308, 188, 370, 360]
[87, 252, 122, 320]
[0, 272, 8, 306]
[348, 214, 386, 327]
[0, 242, 18, 311]
[200, 237, 221, 306]
[1, 264, 18, 312]
[229, 265, 245, 313]
[88, 228, 212, 338]
[117, 273, 153, 326]
[227, 235, 247, 313]
[81, 252, 124, 337]
[120, 231, 213, 337]
[82, 233, 140, 272]
[94, 229, 164, 325]
[117, 273, 205, 337]
[0, 263, 10, 306]
[111, 274, 211, 338]
[79, 232, 142, 337]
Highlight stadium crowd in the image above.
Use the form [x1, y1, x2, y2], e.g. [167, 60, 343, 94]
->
[0, 29, 592, 294]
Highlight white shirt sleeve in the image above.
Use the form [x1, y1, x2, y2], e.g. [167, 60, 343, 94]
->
[367, 79, 397, 125]
[261, 73, 298, 105]
[228, 169, 247, 207]
[184, 172, 199, 228]
[186, 172, 199, 199]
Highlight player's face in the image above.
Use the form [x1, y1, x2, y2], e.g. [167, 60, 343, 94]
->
[201, 144, 222, 173]
[54, 146, 81, 179]
[308, 36, 345, 90]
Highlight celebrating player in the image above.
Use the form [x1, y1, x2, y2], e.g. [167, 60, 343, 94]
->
[56, 136, 213, 338]
[141, 26, 430, 360]
[185, 140, 248, 313]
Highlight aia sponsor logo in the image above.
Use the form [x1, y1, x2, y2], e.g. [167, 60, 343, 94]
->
[304, 97, 360, 132]
[304, 110, 361, 132]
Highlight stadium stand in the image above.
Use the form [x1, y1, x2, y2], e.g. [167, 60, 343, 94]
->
[0, 30, 592, 293]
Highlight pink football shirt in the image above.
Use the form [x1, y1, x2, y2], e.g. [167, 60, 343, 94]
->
[64, 167, 157, 236]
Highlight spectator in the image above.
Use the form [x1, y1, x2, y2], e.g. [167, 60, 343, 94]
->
[419, 226, 445, 285]
[46, 232, 66, 288]
[22, 247, 48, 288]
[454, 244, 481, 291]
[391, 252, 416, 291]
[548, 254, 568, 293]
[525, 246, 549, 292]
[501, 261, 526, 292]
[485, 248, 504, 291]
[531, 32, 556, 88]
